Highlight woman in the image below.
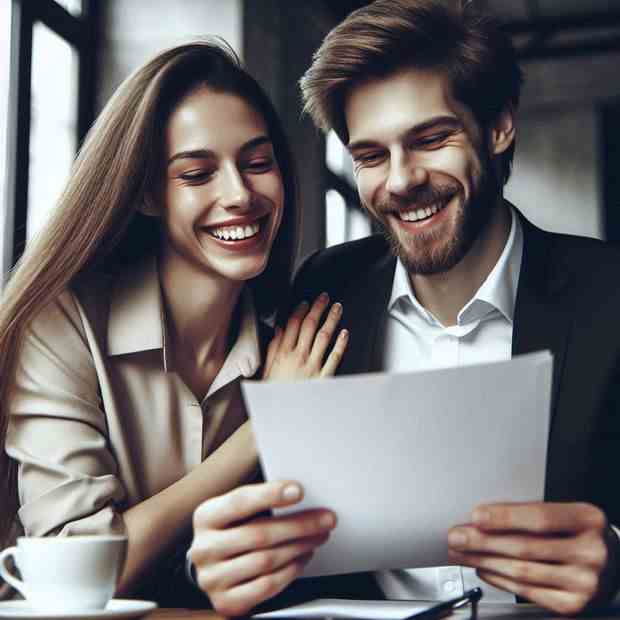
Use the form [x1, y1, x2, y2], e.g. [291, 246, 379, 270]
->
[0, 41, 346, 602]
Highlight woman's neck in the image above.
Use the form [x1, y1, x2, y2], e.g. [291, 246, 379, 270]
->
[158, 250, 243, 369]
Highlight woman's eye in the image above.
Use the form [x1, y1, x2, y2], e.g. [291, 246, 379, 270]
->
[246, 158, 274, 172]
[179, 170, 213, 183]
[354, 152, 384, 167]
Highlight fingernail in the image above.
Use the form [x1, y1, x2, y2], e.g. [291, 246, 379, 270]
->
[320, 512, 337, 529]
[282, 484, 302, 502]
[332, 302, 342, 314]
[339, 329, 349, 339]
[448, 530, 467, 548]
[299, 300, 309, 310]
[319, 292, 329, 302]
[473, 508, 490, 525]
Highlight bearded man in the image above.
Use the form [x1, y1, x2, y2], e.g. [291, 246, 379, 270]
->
[190, 1, 620, 615]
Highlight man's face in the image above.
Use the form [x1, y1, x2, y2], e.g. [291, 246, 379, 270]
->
[345, 67, 502, 275]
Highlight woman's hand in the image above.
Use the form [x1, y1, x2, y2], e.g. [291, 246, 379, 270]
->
[263, 293, 348, 380]
[190, 481, 336, 616]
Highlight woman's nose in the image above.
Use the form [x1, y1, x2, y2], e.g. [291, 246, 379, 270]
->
[219, 165, 251, 210]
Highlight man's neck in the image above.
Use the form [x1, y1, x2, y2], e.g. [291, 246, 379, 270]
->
[409, 201, 512, 327]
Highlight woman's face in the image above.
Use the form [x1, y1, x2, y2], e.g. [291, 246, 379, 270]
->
[161, 86, 284, 284]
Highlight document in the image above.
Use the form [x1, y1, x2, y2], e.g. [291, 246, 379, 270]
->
[253, 598, 440, 619]
[242, 351, 553, 578]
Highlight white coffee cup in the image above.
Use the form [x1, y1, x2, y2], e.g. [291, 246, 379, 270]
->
[0, 535, 128, 612]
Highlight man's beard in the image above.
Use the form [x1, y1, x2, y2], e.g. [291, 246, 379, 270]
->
[374, 158, 500, 276]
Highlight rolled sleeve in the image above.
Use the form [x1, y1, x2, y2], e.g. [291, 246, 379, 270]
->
[6, 291, 127, 537]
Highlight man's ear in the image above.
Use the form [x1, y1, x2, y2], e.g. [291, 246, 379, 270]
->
[139, 195, 161, 217]
[490, 106, 516, 156]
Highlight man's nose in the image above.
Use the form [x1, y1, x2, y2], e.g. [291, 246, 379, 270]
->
[385, 153, 428, 196]
[218, 164, 251, 210]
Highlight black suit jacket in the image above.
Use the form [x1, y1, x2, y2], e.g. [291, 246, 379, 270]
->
[286, 214, 620, 524]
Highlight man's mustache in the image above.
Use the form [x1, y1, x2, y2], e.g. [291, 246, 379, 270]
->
[376, 182, 461, 213]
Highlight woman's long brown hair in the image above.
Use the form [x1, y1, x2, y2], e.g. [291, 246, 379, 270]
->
[0, 39, 299, 548]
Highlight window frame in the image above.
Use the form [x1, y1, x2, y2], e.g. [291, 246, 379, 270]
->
[4, 0, 99, 272]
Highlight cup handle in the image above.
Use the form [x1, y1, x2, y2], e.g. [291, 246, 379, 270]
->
[0, 546, 26, 596]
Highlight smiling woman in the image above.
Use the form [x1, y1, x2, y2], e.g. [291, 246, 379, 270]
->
[0, 40, 348, 606]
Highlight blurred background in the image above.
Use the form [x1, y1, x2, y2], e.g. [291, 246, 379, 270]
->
[2, 0, 620, 284]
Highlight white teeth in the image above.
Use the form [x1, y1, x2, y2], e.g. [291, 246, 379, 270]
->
[399, 202, 446, 222]
[210, 221, 260, 241]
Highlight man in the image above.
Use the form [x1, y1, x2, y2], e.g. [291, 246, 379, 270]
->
[189, 0, 620, 615]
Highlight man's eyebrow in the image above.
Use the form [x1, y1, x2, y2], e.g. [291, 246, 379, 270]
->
[168, 135, 272, 166]
[347, 116, 463, 153]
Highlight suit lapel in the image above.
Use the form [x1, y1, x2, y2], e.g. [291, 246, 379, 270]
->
[339, 250, 396, 375]
[512, 216, 576, 433]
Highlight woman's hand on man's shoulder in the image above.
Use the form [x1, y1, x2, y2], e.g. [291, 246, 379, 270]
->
[263, 293, 348, 381]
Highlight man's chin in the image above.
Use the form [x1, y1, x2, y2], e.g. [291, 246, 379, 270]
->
[388, 233, 467, 276]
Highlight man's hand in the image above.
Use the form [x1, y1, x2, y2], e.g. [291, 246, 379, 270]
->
[190, 481, 336, 617]
[448, 502, 620, 615]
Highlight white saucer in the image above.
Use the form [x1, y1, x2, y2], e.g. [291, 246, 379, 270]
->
[0, 599, 157, 620]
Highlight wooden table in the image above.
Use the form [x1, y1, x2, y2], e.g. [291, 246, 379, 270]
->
[144, 603, 620, 620]
[145, 610, 223, 620]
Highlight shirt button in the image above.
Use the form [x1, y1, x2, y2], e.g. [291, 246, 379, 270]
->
[443, 580, 456, 594]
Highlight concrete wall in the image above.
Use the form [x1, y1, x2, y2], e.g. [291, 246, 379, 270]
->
[505, 53, 620, 240]
[97, 0, 242, 110]
[505, 106, 602, 239]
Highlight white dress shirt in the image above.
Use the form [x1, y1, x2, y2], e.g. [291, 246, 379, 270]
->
[375, 208, 523, 602]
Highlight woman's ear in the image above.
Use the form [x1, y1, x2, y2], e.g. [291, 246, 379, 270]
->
[490, 106, 516, 156]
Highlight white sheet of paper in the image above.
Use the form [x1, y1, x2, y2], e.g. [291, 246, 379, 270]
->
[243, 351, 552, 578]
[252, 598, 437, 619]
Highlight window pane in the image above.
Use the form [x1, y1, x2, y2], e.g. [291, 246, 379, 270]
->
[325, 189, 347, 248]
[325, 129, 355, 186]
[56, 0, 82, 17]
[28, 22, 78, 241]
[0, 0, 12, 280]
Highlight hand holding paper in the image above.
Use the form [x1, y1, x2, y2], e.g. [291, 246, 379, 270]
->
[190, 480, 336, 617]
[448, 500, 619, 615]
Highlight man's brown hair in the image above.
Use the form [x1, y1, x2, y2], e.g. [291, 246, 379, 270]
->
[300, 0, 523, 185]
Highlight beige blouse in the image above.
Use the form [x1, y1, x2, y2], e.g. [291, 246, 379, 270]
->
[6, 257, 261, 538]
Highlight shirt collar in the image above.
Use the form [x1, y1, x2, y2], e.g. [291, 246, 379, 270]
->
[461, 205, 523, 324]
[108, 256, 165, 358]
[107, 257, 261, 381]
[209, 289, 261, 396]
[388, 205, 523, 326]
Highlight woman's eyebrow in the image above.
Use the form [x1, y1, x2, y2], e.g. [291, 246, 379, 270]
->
[239, 135, 272, 153]
[168, 136, 272, 166]
[168, 149, 213, 166]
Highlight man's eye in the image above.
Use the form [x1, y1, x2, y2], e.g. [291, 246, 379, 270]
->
[416, 133, 449, 148]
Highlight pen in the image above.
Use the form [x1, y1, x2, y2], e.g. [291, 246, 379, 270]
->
[401, 587, 483, 620]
